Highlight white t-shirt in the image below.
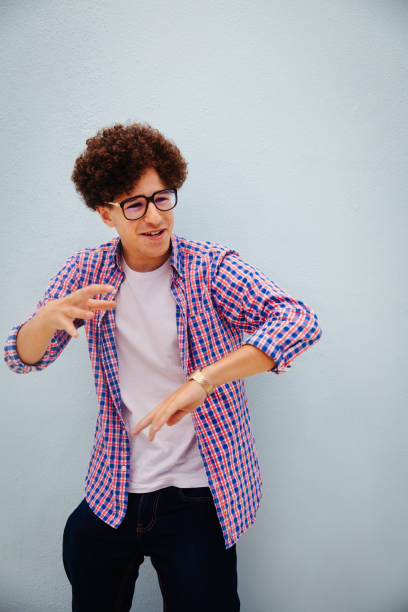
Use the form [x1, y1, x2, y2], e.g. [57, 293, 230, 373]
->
[114, 252, 209, 492]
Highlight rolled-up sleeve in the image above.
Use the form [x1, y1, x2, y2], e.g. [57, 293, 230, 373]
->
[4, 254, 84, 374]
[211, 249, 322, 374]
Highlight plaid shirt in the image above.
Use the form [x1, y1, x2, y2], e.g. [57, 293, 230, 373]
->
[4, 233, 322, 549]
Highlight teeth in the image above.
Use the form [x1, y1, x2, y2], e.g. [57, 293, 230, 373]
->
[145, 230, 162, 236]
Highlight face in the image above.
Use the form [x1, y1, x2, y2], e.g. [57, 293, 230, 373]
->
[96, 167, 175, 272]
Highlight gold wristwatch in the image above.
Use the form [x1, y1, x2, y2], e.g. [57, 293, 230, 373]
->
[187, 369, 214, 395]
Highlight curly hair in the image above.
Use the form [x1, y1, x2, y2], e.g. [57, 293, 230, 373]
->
[71, 122, 188, 211]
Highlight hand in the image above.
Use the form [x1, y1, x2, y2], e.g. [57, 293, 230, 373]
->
[41, 284, 116, 338]
[132, 379, 208, 442]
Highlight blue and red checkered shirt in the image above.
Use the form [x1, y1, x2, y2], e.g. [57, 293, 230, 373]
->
[4, 233, 322, 549]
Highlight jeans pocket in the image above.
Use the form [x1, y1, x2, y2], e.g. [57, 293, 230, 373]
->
[177, 486, 213, 502]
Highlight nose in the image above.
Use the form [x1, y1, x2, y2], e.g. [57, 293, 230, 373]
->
[144, 199, 162, 223]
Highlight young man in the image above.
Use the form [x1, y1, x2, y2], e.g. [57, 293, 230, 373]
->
[4, 122, 322, 612]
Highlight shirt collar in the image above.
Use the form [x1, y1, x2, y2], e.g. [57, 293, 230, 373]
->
[110, 232, 183, 279]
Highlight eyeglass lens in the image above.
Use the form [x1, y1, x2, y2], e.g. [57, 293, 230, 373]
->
[123, 190, 176, 220]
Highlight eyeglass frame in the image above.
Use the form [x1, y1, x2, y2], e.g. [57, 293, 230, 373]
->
[105, 187, 178, 220]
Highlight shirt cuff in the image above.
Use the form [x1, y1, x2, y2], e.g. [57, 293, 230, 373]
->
[3, 314, 82, 374]
[4, 316, 59, 373]
[243, 332, 293, 375]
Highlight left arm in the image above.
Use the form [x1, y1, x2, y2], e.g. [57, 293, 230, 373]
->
[201, 343, 276, 388]
[132, 343, 275, 442]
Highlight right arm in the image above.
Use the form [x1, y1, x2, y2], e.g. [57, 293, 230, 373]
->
[15, 306, 63, 366]
[4, 253, 115, 373]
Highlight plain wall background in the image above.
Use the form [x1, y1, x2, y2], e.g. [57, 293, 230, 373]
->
[1, 1, 407, 610]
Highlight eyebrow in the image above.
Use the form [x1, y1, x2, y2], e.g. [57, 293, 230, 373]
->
[120, 188, 170, 203]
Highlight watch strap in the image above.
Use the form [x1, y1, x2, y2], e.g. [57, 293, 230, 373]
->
[187, 369, 214, 395]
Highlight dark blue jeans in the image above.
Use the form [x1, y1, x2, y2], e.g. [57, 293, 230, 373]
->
[62, 485, 240, 611]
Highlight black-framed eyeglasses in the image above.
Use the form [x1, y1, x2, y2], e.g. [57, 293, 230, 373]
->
[105, 188, 178, 220]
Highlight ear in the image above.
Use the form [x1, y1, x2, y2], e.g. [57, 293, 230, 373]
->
[95, 205, 115, 228]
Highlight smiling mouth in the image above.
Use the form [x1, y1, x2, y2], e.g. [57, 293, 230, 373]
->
[140, 229, 166, 237]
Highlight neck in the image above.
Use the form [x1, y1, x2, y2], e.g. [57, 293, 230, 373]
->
[120, 242, 172, 273]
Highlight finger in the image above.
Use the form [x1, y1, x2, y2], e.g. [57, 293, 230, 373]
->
[87, 299, 116, 310]
[132, 414, 153, 436]
[167, 411, 185, 426]
[62, 317, 80, 338]
[153, 411, 171, 432]
[65, 306, 95, 320]
[79, 284, 116, 298]
[148, 423, 161, 442]
[149, 408, 174, 440]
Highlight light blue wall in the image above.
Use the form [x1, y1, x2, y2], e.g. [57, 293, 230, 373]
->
[1, 1, 407, 610]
